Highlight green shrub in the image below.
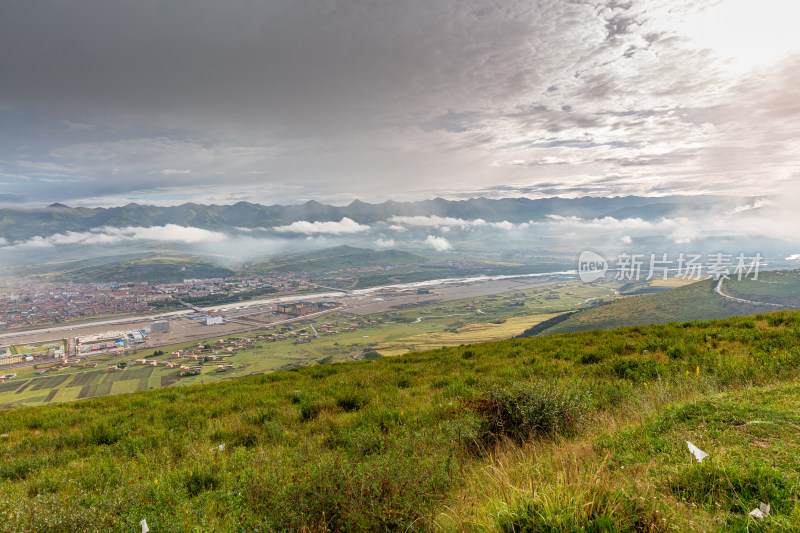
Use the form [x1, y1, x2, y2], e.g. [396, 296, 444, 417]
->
[464, 382, 591, 444]
[610, 358, 664, 382]
[299, 399, 320, 422]
[334, 389, 369, 412]
[184, 470, 218, 497]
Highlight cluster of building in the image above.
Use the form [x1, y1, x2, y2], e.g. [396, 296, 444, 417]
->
[275, 301, 339, 316]
[75, 324, 161, 356]
[0, 272, 316, 329]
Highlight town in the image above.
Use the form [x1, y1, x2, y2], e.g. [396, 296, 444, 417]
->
[0, 271, 315, 329]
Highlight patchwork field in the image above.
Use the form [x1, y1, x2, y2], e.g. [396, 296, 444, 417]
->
[0, 280, 616, 407]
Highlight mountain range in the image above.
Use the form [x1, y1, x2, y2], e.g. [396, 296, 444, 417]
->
[0, 195, 745, 241]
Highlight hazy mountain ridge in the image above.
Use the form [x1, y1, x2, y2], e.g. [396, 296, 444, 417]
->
[0, 195, 742, 241]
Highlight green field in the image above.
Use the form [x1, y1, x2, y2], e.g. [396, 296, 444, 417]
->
[2, 309, 800, 530]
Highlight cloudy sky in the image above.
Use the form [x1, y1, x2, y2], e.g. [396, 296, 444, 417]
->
[1, 0, 799, 207]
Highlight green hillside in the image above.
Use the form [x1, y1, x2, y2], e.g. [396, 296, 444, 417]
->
[247, 245, 425, 273]
[2, 311, 800, 530]
[54, 256, 234, 283]
[725, 269, 800, 307]
[531, 279, 773, 336]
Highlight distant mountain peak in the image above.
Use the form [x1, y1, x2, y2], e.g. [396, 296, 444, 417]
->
[47, 202, 70, 209]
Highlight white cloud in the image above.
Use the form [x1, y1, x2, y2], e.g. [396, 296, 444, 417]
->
[375, 238, 395, 249]
[273, 217, 370, 235]
[390, 215, 471, 228]
[3, 225, 227, 249]
[388, 215, 521, 231]
[621, 235, 632, 244]
[425, 235, 452, 251]
[159, 169, 191, 175]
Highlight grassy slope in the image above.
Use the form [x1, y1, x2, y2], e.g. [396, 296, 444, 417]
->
[540, 279, 771, 335]
[248, 245, 425, 273]
[2, 310, 800, 530]
[726, 269, 800, 307]
[55, 256, 234, 283]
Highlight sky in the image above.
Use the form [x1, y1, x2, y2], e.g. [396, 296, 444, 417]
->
[1, 0, 799, 207]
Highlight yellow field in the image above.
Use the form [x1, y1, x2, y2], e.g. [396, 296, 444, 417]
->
[110, 380, 141, 395]
[649, 278, 697, 288]
[373, 313, 561, 356]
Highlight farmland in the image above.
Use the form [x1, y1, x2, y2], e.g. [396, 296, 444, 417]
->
[0, 280, 617, 407]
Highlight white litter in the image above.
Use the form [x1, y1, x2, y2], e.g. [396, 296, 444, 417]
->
[749, 502, 770, 520]
[141, 518, 150, 533]
[686, 441, 708, 463]
[210, 443, 226, 452]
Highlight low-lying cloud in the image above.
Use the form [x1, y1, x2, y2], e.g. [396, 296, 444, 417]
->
[425, 235, 452, 251]
[3, 224, 227, 249]
[388, 215, 523, 231]
[273, 217, 370, 235]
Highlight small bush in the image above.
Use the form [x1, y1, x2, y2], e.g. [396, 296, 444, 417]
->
[184, 470, 218, 497]
[335, 390, 369, 412]
[299, 399, 320, 422]
[610, 358, 664, 382]
[0, 458, 44, 481]
[464, 382, 591, 444]
[84, 423, 121, 446]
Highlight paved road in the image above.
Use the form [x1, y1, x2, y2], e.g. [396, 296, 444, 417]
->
[715, 277, 785, 308]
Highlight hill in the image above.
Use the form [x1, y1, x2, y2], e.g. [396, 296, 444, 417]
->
[525, 278, 776, 336]
[1, 310, 800, 530]
[53, 256, 234, 283]
[725, 269, 800, 307]
[247, 245, 425, 273]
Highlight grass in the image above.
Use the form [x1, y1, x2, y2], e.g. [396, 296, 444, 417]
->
[539, 279, 773, 335]
[726, 270, 800, 307]
[1, 310, 800, 530]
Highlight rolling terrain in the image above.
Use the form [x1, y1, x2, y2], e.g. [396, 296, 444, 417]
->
[245, 245, 425, 273]
[51, 256, 235, 283]
[524, 273, 798, 336]
[1, 310, 800, 530]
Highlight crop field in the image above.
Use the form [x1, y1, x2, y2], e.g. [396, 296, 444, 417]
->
[0, 281, 614, 407]
[372, 313, 561, 356]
